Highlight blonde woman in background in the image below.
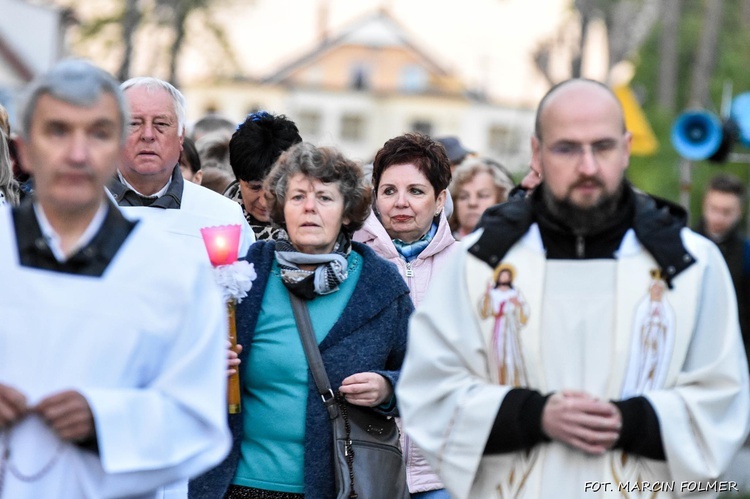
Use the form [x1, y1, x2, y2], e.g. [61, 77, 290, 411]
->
[0, 103, 9, 136]
[449, 157, 514, 239]
[0, 129, 19, 206]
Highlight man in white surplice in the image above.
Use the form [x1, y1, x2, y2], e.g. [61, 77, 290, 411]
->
[107, 76, 254, 262]
[109, 70, 250, 499]
[397, 79, 750, 499]
[0, 59, 230, 498]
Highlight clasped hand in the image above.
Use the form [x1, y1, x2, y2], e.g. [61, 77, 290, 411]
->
[338, 372, 392, 407]
[0, 384, 95, 442]
[541, 390, 622, 455]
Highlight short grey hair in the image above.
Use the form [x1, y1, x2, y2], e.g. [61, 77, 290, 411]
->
[17, 58, 129, 143]
[264, 142, 372, 234]
[120, 76, 187, 135]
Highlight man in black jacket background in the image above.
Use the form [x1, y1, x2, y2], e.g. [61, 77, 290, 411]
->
[695, 173, 750, 366]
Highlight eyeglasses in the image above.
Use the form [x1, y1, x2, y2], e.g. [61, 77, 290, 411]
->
[545, 137, 625, 163]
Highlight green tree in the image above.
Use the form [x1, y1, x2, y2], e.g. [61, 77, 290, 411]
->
[629, 0, 750, 224]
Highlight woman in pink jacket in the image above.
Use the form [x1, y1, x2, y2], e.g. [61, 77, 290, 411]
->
[354, 133, 457, 498]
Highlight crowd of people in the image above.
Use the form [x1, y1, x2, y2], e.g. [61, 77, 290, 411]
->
[0, 58, 749, 499]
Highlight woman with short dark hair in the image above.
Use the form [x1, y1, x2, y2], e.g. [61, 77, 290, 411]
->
[354, 132, 457, 498]
[179, 136, 203, 184]
[225, 111, 302, 240]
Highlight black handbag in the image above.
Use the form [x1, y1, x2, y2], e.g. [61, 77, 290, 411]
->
[288, 292, 409, 499]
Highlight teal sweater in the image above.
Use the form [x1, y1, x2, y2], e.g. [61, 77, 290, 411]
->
[233, 253, 362, 492]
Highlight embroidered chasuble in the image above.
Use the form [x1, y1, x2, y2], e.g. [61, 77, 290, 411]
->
[398, 226, 750, 499]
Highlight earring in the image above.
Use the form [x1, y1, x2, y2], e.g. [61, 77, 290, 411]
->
[434, 209, 441, 217]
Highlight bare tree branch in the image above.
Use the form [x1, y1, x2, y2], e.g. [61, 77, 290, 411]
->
[117, 0, 141, 81]
[168, 0, 190, 86]
[657, 0, 681, 112]
[529, 0, 663, 85]
[689, 0, 724, 107]
[605, 0, 662, 69]
[532, 42, 555, 86]
[573, 0, 597, 78]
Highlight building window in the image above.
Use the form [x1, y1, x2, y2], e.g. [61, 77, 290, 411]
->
[350, 64, 371, 90]
[411, 120, 433, 136]
[488, 124, 520, 154]
[400, 65, 428, 93]
[340, 113, 365, 142]
[297, 110, 322, 137]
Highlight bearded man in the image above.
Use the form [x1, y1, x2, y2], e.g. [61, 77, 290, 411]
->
[397, 79, 750, 498]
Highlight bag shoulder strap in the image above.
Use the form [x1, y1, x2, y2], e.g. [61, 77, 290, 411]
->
[288, 291, 340, 419]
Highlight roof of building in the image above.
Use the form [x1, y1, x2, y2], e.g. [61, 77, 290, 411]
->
[263, 9, 452, 85]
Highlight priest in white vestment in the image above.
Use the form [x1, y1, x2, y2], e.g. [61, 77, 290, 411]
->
[108, 76, 254, 262]
[397, 79, 750, 499]
[0, 59, 231, 499]
[107, 75, 251, 499]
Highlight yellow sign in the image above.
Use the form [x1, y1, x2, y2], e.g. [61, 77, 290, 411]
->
[614, 85, 659, 156]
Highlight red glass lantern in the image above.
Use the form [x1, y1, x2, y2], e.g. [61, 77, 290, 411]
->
[200, 224, 241, 267]
[200, 224, 243, 414]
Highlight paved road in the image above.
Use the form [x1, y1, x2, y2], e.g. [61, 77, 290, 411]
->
[722, 438, 750, 492]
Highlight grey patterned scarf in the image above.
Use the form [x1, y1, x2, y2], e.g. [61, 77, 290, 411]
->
[275, 230, 351, 300]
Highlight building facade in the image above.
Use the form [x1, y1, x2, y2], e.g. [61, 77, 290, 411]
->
[183, 10, 534, 171]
